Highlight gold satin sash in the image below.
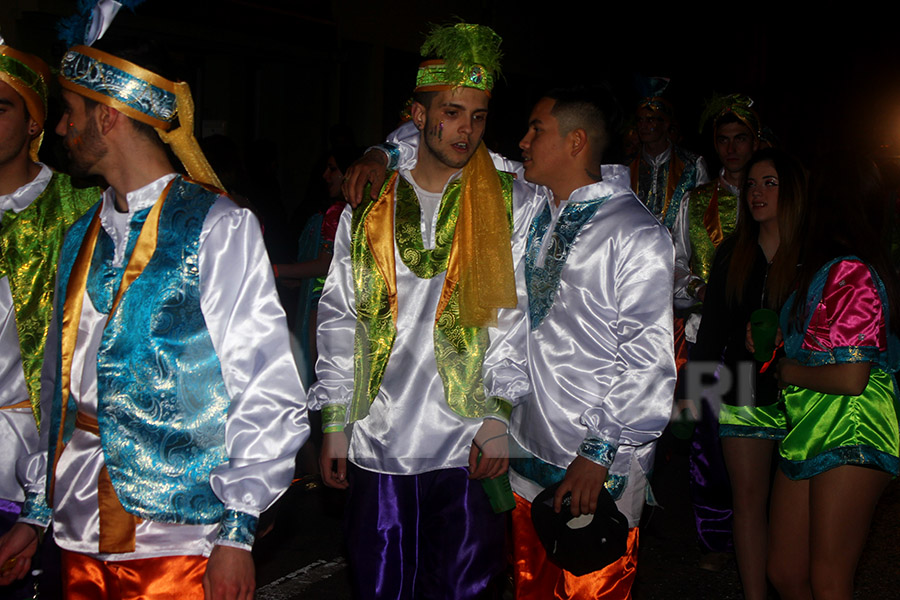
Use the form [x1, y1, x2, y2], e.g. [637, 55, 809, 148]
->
[75, 412, 143, 553]
[662, 151, 685, 223]
[0, 399, 31, 410]
[452, 143, 517, 327]
[50, 182, 171, 552]
[701, 183, 724, 247]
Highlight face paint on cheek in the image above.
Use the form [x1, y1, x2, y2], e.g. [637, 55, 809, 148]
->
[438, 120, 443, 141]
[67, 124, 84, 148]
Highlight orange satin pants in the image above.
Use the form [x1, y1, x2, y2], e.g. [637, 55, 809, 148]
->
[61, 550, 207, 600]
[511, 493, 639, 599]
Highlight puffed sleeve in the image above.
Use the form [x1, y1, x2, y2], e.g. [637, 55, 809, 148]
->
[16, 300, 56, 528]
[672, 191, 703, 310]
[481, 180, 539, 422]
[578, 221, 676, 467]
[307, 205, 355, 432]
[199, 200, 310, 550]
[802, 259, 887, 362]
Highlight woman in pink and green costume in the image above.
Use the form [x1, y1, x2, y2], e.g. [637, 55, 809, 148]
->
[766, 154, 900, 600]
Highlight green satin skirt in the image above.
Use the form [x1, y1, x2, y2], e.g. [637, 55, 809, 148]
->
[779, 368, 900, 479]
[719, 402, 788, 440]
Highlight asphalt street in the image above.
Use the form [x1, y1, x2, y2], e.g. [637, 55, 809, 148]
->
[253, 436, 900, 599]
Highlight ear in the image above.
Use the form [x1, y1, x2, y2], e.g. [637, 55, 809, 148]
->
[569, 128, 588, 158]
[95, 104, 121, 136]
[26, 117, 40, 137]
[410, 102, 427, 131]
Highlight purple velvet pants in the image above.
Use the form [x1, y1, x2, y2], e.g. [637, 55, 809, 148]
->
[345, 464, 505, 600]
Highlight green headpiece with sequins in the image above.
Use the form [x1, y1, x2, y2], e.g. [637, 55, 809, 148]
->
[415, 23, 502, 97]
[700, 93, 761, 138]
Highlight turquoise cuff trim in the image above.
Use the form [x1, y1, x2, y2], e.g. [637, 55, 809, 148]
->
[780, 445, 900, 480]
[20, 490, 52, 526]
[216, 509, 258, 548]
[510, 457, 566, 490]
[379, 143, 400, 170]
[510, 455, 626, 500]
[719, 424, 787, 440]
[578, 437, 617, 468]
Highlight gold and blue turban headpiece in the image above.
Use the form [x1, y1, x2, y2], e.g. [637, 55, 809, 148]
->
[58, 44, 222, 190]
[55, 0, 222, 189]
[0, 43, 52, 161]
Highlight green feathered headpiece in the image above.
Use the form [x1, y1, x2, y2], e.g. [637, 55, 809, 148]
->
[415, 23, 502, 96]
[699, 93, 761, 138]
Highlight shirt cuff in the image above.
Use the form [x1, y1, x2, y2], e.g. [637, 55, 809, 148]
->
[484, 396, 513, 425]
[373, 142, 400, 170]
[19, 490, 52, 528]
[321, 404, 347, 433]
[215, 509, 258, 550]
[577, 437, 617, 468]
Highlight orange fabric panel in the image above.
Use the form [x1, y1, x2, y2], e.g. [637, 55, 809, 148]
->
[61, 551, 206, 600]
[511, 493, 639, 599]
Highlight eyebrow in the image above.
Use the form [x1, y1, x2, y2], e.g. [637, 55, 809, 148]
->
[440, 101, 488, 114]
[0, 98, 14, 108]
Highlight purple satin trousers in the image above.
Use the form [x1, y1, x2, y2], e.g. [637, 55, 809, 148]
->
[345, 464, 505, 600]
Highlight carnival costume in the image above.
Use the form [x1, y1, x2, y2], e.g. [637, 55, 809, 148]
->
[309, 23, 531, 599]
[489, 165, 675, 598]
[16, 19, 308, 595]
[0, 43, 98, 598]
[629, 92, 707, 229]
[779, 258, 900, 479]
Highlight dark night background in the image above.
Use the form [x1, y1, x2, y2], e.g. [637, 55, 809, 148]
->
[4, 1, 900, 229]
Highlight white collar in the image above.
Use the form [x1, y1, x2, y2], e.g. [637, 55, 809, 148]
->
[0, 164, 52, 215]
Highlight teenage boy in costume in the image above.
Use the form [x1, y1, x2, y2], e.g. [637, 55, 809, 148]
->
[311, 23, 532, 599]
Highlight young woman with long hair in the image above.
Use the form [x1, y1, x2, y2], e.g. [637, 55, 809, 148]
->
[693, 147, 807, 600]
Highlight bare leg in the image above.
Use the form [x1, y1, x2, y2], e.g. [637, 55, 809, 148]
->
[767, 469, 812, 600]
[808, 465, 890, 600]
[721, 436, 776, 600]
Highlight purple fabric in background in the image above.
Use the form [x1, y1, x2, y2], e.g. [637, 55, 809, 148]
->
[345, 465, 505, 600]
[0, 499, 22, 523]
[689, 400, 734, 553]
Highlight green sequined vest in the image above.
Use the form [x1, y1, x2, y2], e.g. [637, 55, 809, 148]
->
[687, 180, 739, 284]
[0, 172, 99, 425]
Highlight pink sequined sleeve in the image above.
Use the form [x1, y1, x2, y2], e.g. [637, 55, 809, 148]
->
[802, 259, 887, 355]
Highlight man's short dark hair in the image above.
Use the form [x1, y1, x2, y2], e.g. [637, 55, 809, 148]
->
[413, 91, 438, 109]
[544, 85, 622, 166]
[713, 111, 753, 136]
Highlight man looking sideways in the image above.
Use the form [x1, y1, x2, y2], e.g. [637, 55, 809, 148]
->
[0, 39, 308, 600]
[507, 87, 675, 598]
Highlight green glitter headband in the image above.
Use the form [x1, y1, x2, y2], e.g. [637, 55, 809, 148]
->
[414, 23, 502, 95]
[700, 93, 761, 138]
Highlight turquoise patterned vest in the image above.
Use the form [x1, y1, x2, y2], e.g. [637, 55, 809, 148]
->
[48, 177, 230, 525]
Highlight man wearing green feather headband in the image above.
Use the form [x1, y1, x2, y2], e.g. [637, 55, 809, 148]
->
[310, 23, 533, 598]
[0, 38, 98, 597]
